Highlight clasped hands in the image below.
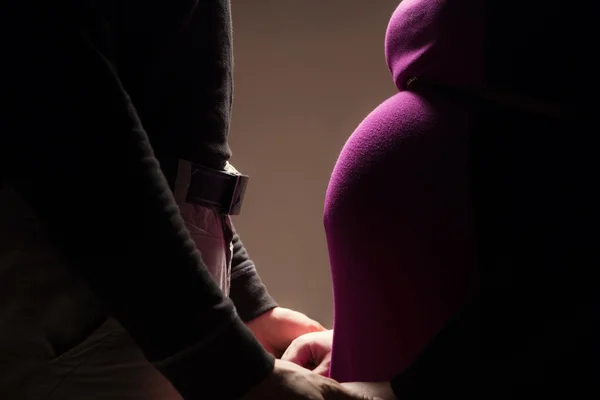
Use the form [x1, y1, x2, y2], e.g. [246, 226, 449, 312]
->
[244, 307, 396, 400]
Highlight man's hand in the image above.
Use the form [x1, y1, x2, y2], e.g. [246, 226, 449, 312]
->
[341, 382, 397, 400]
[241, 359, 383, 400]
[281, 330, 333, 376]
[246, 307, 326, 357]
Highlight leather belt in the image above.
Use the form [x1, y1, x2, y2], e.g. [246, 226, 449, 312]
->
[185, 162, 249, 216]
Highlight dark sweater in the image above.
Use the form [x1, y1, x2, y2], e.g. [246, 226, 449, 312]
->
[1, 1, 276, 399]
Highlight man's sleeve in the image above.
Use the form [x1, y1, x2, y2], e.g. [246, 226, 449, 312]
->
[1, 3, 273, 400]
[229, 227, 279, 322]
[114, 0, 279, 323]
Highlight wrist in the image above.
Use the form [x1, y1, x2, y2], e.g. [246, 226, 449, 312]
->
[246, 307, 278, 353]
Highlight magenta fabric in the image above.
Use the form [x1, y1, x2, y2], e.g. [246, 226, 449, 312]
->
[325, 0, 484, 382]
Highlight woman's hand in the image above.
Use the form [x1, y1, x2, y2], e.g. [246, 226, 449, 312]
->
[341, 382, 396, 400]
[281, 330, 334, 376]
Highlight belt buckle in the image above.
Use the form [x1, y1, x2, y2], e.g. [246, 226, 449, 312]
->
[223, 173, 249, 215]
[185, 162, 249, 215]
[223, 163, 249, 216]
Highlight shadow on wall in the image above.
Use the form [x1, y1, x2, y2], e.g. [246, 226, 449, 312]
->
[229, 0, 399, 327]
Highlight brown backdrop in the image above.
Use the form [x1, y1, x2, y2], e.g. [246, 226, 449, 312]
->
[229, 0, 399, 327]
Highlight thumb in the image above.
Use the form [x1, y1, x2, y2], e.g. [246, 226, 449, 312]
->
[281, 340, 312, 367]
[311, 354, 331, 376]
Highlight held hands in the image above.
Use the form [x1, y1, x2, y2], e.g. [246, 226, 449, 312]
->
[282, 329, 334, 376]
[281, 330, 397, 400]
[246, 307, 326, 358]
[244, 307, 395, 399]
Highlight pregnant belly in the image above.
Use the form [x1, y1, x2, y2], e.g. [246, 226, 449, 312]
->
[324, 92, 476, 382]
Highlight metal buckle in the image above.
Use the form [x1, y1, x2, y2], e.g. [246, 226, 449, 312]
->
[184, 162, 249, 216]
[226, 173, 249, 216]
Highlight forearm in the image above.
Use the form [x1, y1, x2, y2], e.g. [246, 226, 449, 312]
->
[229, 227, 279, 322]
[117, 0, 279, 326]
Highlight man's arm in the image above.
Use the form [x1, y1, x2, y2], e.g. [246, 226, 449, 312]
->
[229, 229, 279, 322]
[115, 0, 280, 325]
[115, 0, 279, 324]
[1, 3, 273, 399]
[1, 3, 382, 400]
[116, 0, 328, 355]
[115, 0, 236, 172]
[115, 0, 324, 379]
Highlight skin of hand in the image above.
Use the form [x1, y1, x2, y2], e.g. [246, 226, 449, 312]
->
[341, 382, 397, 400]
[240, 359, 384, 400]
[281, 329, 334, 376]
[246, 307, 326, 358]
[281, 331, 397, 400]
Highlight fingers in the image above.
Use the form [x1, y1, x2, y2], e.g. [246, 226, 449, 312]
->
[309, 320, 327, 332]
[312, 360, 331, 377]
[283, 342, 330, 376]
[282, 330, 334, 375]
[281, 339, 312, 367]
[283, 308, 326, 335]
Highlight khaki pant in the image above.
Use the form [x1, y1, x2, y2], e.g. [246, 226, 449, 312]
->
[0, 175, 233, 399]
